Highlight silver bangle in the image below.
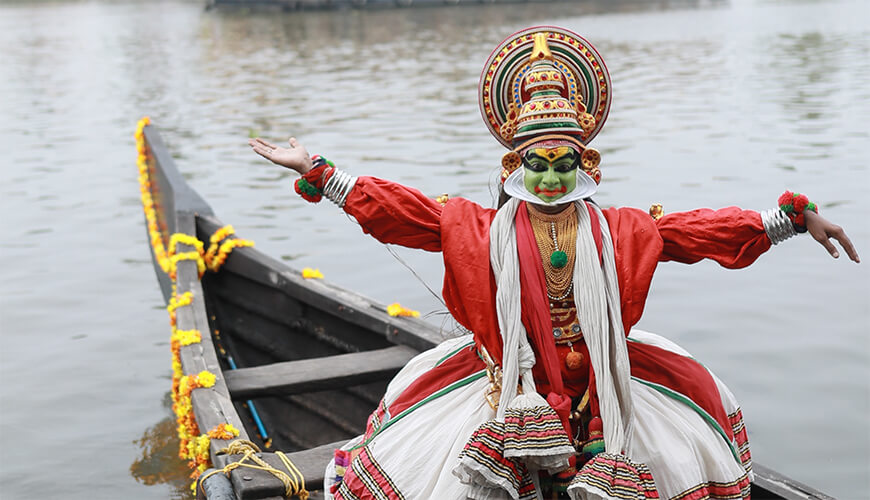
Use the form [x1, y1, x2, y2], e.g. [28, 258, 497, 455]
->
[761, 208, 797, 245]
[323, 168, 357, 208]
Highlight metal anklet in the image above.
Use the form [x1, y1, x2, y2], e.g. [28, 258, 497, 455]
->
[323, 169, 357, 208]
[761, 208, 797, 245]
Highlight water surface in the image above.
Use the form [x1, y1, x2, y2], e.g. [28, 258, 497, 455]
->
[1, 0, 868, 498]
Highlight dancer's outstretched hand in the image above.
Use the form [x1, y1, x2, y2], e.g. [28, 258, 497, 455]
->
[249, 137, 312, 175]
[805, 210, 860, 262]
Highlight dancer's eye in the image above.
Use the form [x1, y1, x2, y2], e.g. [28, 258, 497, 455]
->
[554, 161, 577, 173]
[523, 159, 548, 172]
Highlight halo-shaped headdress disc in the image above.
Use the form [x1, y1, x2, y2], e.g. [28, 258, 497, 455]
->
[479, 26, 612, 150]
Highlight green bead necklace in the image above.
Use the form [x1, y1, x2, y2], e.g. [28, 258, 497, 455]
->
[549, 221, 568, 268]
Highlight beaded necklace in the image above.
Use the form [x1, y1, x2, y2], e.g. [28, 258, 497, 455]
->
[526, 204, 577, 301]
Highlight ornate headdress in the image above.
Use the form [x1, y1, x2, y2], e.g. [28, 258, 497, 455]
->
[479, 26, 612, 184]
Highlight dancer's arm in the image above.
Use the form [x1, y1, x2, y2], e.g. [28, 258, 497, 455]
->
[656, 203, 858, 267]
[250, 137, 444, 251]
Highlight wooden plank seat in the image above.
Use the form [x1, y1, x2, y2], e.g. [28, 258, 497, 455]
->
[224, 345, 418, 399]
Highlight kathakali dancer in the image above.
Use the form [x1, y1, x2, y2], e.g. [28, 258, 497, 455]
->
[249, 26, 858, 500]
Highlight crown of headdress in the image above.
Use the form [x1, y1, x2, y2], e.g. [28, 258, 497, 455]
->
[479, 26, 612, 184]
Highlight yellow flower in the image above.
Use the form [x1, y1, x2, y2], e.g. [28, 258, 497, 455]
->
[175, 399, 191, 416]
[179, 376, 191, 394]
[197, 371, 216, 388]
[387, 302, 420, 318]
[195, 434, 210, 455]
[209, 225, 235, 245]
[170, 251, 206, 279]
[174, 329, 202, 346]
[302, 267, 324, 279]
[208, 238, 254, 272]
[169, 233, 204, 257]
[167, 292, 194, 314]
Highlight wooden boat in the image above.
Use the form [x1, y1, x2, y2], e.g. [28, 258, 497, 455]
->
[138, 122, 835, 500]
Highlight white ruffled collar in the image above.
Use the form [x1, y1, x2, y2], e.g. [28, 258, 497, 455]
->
[502, 167, 598, 206]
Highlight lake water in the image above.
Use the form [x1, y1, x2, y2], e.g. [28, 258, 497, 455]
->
[1, 0, 868, 498]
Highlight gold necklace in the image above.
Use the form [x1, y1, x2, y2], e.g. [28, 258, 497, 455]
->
[527, 204, 577, 300]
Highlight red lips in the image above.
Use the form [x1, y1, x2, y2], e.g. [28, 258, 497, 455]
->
[534, 186, 568, 196]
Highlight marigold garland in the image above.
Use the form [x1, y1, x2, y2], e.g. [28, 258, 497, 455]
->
[204, 225, 255, 272]
[173, 329, 202, 347]
[207, 423, 241, 440]
[136, 116, 171, 274]
[205, 225, 236, 263]
[136, 117, 249, 489]
[170, 251, 206, 281]
[173, 369, 219, 482]
[387, 302, 421, 318]
[167, 291, 194, 327]
[169, 233, 205, 257]
[209, 238, 255, 272]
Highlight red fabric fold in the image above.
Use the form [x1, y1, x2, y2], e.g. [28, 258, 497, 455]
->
[546, 392, 573, 438]
[515, 203, 564, 397]
[627, 341, 733, 441]
[387, 346, 484, 418]
[656, 207, 770, 269]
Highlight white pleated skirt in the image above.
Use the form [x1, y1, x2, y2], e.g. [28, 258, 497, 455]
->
[324, 330, 752, 500]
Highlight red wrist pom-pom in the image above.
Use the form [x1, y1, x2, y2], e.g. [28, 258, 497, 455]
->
[777, 190, 817, 231]
[294, 178, 322, 203]
[301, 164, 330, 191]
[793, 193, 809, 213]
[793, 212, 806, 227]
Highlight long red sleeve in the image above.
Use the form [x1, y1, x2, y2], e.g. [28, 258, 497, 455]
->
[343, 176, 444, 252]
[656, 207, 772, 269]
[341, 177, 503, 358]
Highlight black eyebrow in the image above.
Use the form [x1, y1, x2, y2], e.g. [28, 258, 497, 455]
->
[524, 150, 577, 162]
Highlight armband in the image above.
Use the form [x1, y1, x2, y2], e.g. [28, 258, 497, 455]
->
[323, 168, 357, 208]
[761, 208, 797, 245]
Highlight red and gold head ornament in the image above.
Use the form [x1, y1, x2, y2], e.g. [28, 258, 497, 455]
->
[479, 26, 611, 184]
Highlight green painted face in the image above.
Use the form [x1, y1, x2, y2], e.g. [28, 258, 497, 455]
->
[522, 147, 579, 202]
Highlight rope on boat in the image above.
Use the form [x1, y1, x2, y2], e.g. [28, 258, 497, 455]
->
[200, 439, 309, 499]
